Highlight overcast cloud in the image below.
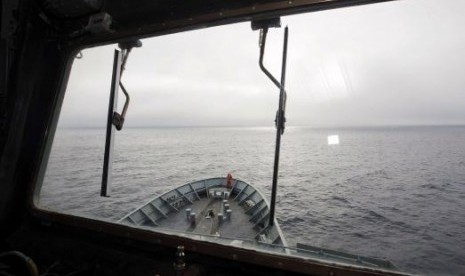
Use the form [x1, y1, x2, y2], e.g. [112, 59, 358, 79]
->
[59, 0, 465, 128]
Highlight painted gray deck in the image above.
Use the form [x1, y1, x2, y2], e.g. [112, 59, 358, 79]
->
[160, 196, 257, 241]
[119, 178, 285, 246]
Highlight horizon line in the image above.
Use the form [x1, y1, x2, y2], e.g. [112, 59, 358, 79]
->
[57, 123, 465, 129]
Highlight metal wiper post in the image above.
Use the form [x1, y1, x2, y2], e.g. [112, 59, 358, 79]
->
[101, 49, 122, 197]
[101, 40, 141, 197]
[254, 19, 289, 227]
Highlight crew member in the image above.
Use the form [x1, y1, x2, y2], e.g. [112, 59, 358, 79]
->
[226, 173, 233, 188]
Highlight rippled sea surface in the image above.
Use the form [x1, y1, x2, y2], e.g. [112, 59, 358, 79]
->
[41, 126, 465, 275]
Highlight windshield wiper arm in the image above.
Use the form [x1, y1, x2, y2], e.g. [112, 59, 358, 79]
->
[252, 18, 289, 227]
[101, 40, 141, 197]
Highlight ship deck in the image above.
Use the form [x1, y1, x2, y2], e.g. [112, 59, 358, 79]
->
[160, 196, 257, 240]
[120, 178, 284, 245]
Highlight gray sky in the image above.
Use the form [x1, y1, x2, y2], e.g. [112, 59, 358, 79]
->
[60, 0, 465, 128]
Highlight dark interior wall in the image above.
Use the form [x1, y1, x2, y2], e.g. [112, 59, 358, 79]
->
[0, 0, 70, 236]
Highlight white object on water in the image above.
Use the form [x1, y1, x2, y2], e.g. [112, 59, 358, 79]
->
[327, 135, 340, 145]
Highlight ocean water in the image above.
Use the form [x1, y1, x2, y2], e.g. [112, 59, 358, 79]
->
[40, 126, 465, 275]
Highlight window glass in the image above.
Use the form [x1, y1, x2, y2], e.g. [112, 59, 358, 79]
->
[40, 1, 465, 274]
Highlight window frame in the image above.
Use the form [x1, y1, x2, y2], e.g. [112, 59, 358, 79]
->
[28, 1, 408, 275]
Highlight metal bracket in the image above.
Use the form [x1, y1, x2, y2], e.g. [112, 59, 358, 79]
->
[86, 12, 112, 34]
[111, 82, 129, 131]
[111, 40, 142, 131]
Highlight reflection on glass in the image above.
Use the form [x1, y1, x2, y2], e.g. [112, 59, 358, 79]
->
[327, 135, 340, 145]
